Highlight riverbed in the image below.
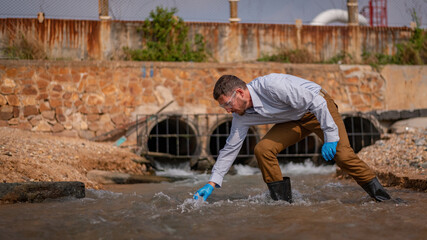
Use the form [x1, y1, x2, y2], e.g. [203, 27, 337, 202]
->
[0, 161, 426, 240]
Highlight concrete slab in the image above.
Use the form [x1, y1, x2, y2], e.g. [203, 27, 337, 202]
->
[390, 117, 427, 133]
[87, 170, 185, 185]
[0, 181, 85, 203]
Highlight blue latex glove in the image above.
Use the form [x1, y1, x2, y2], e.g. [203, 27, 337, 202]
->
[193, 184, 214, 201]
[321, 141, 338, 161]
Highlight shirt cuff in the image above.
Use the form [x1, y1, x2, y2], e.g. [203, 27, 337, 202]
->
[324, 131, 340, 143]
[209, 173, 224, 188]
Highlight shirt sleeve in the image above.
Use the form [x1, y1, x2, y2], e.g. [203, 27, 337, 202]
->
[307, 94, 340, 142]
[209, 118, 249, 187]
[270, 80, 339, 143]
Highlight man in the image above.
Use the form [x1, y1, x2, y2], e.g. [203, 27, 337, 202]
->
[194, 73, 391, 203]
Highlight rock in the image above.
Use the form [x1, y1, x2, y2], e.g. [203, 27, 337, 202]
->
[195, 159, 212, 171]
[87, 170, 184, 184]
[414, 138, 426, 146]
[0, 181, 85, 203]
[390, 117, 427, 134]
[131, 156, 151, 164]
[409, 161, 419, 168]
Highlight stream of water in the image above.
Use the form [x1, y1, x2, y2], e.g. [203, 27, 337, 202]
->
[0, 161, 426, 240]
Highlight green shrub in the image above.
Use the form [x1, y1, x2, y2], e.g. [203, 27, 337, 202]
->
[124, 6, 207, 62]
[394, 28, 426, 65]
[362, 28, 426, 66]
[361, 51, 395, 68]
[325, 51, 353, 64]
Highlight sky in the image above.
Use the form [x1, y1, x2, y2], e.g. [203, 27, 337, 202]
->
[0, 0, 426, 28]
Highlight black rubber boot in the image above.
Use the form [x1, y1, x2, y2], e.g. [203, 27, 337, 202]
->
[361, 177, 391, 202]
[267, 177, 292, 203]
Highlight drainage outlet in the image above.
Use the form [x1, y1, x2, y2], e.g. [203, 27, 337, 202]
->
[343, 115, 381, 153]
[208, 119, 259, 166]
[141, 116, 199, 165]
[277, 134, 321, 164]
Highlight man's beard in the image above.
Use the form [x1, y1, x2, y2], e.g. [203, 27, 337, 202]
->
[236, 99, 247, 116]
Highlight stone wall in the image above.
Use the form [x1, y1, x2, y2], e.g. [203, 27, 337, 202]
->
[0, 60, 425, 141]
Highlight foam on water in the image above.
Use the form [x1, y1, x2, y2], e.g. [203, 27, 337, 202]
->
[234, 164, 261, 175]
[153, 192, 172, 201]
[86, 189, 124, 199]
[153, 161, 195, 176]
[233, 160, 336, 176]
[152, 159, 335, 178]
[170, 188, 315, 214]
[177, 197, 208, 213]
[280, 159, 336, 175]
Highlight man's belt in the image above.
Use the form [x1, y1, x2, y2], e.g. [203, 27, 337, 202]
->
[319, 89, 327, 98]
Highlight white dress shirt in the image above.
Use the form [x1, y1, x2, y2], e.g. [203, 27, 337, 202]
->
[210, 73, 339, 187]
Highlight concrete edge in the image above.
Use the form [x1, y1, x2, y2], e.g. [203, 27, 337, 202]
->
[0, 181, 85, 204]
[336, 169, 427, 192]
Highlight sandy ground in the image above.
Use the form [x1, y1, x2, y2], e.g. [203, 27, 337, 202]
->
[0, 126, 426, 190]
[0, 127, 150, 189]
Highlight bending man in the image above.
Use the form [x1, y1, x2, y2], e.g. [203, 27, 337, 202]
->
[194, 73, 391, 203]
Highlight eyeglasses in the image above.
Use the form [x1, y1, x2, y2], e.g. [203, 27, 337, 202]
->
[219, 91, 237, 109]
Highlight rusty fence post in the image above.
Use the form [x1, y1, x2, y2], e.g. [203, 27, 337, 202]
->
[229, 0, 241, 23]
[295, 19, 302, 49]
[347, 0, 359, 26]
[99, 0, 111, 20]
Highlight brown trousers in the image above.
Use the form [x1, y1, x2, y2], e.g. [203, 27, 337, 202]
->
[254, 91, 376, 186]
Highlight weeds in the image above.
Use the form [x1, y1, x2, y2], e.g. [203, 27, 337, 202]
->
[1, 30, 47, 60]
[394, 28, 426, 65]
[325, 51, 353, 64]
[259, 28, 426, 66]
[258, 48, 314, 63]
[124, 6, 207, 62]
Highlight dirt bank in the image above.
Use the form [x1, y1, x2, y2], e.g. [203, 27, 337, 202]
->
[0, 127, 150, 189]
[1, 126, 426, 191]
[356, 130, 427, 191]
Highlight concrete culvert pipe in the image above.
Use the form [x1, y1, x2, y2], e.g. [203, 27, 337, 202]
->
[141, 115, 199, 164]
[209, 118, 259, 166]
[342, 114, 382, 153]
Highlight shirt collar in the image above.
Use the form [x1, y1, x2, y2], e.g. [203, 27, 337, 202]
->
[247, 84, 263, 109]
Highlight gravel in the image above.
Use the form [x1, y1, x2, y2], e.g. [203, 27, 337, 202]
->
[357, 130, 427, 186]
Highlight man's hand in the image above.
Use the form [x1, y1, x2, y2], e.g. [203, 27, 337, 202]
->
[193, 183, 215, 201]
[321, 141, 338, 161]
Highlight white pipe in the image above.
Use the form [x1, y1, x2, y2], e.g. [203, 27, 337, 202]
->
[310, 9, 368, 26]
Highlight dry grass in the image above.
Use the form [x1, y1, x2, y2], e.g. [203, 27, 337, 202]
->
[1, 29, 47, 60]
[258, 48, 314, 63]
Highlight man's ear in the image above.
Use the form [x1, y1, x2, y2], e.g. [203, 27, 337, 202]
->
[235, 88, 244, 97]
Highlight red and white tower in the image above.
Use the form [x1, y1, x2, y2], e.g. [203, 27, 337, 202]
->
[363, 0, 388, 27]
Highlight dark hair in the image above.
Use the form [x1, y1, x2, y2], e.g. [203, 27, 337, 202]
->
[213, 75, 247, 100]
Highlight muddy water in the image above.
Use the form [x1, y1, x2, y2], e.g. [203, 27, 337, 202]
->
[0, 161, 426, 240]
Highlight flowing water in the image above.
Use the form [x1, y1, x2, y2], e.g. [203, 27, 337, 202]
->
[1, 161, 426, 240]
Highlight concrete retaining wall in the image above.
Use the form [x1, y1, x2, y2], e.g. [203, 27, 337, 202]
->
[0, 19, 413, 62]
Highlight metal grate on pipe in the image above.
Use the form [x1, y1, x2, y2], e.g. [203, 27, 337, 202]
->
[135, 113, 382, 164]
[135, 114, 322, 164]
[343, 115, 382, 153]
